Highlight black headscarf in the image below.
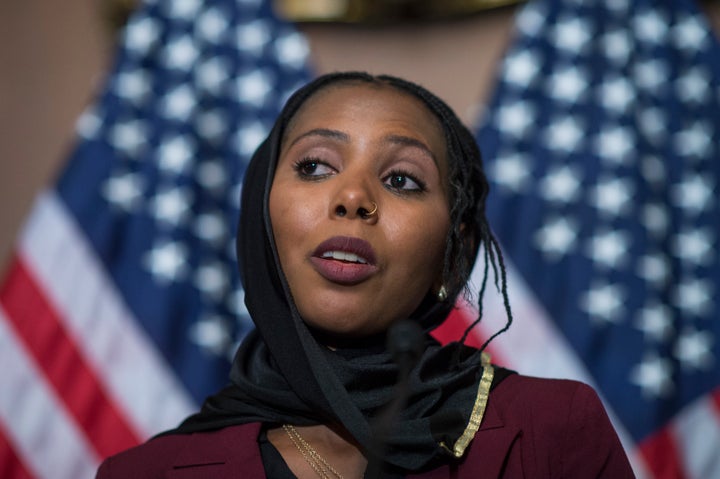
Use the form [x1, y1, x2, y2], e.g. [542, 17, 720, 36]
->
[170, 72, 511, 472]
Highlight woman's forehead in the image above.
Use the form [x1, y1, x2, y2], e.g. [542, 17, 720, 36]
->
[282, 82, 446, 150]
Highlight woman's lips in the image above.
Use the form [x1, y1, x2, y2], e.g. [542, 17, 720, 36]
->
[310, 236, 378, 285]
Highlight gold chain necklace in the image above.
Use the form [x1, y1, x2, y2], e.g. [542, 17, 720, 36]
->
[282, 424, 345, 479]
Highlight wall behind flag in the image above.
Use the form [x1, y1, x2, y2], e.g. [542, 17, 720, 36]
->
[0, 1, 112, 267]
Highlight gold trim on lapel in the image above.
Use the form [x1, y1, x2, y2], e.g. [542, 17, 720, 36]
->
[440, 353, 495, 458]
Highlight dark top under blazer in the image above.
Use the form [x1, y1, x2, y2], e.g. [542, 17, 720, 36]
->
[96, 374, 635, 478]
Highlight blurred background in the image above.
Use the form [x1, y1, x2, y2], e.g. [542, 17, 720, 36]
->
[1, 1, 719, 478]
[0, 0, 523, 264]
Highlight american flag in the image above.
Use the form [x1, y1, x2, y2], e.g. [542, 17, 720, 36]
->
[2, 0, 719, 477]
[0, 0, 311, 477]
[441, 0, 719, 477]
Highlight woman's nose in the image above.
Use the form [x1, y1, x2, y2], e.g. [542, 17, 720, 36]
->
[331, 175, 378, 222]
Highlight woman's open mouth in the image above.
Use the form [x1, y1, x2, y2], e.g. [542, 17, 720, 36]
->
[310, 236, 378, 285]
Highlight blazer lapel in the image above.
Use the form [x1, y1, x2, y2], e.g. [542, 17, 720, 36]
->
[460, 400, 522, 478]
[409, 399, 521, 479]
[160, 406, 521, 479]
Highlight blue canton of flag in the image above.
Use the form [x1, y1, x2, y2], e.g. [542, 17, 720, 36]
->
[59, 0, 312, 403]
[0, 0, 312, 477]
[476, 0, 720, 477]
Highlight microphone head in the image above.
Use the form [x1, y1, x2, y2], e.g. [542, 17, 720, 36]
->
[387, 320, 424, 370]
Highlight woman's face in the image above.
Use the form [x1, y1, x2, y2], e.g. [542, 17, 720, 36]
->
[269, 83, 451, 339]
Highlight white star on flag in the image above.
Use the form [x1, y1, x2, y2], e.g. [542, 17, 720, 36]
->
[547, 66, 588, 103]
[546, 116, 584, 151]
[637, 254, 670, 286]
[196, 160, 228, 193]
[587, 230, 630, 269]
[581, 282, 626, 324]
[491, 153, 531, 192]
[672, 174, 713, 214]
[672, 229, 714, 266]
[195, 263, 230, 299]
[553, 16, 591, 53]
[236, 19, 271, 55]
[592, 177, 634, 217]
[595, 126, 634, 164]
[641, 203, 669, 236]
[275, 32, 310, 69]
[103, 173, 144, 211]
[630, 354, 674, 398]
[598, 76, 635, 113]
[535, 217, 578, 260]
[674, 328, 714, 370]
[158, 136, 195, 173]
[194, 213, 227, 245]
[635, 10, 667, 44]
[674, 121, 712, 158]
[169, 0, 202, 21]
[188, 315, 234, 355]
[124, 16, 160, 54]
[673, 278, 713, 316]
[602, 29, 632, 64]
[163, 35, 199, 71]
[634, 59, 668, 91]
[196, 8, 229, 44]
[236, 70, 273, 107]
[162, 85, 197, 121]
[504, 50, 541, 88]
[196, 58, 230, 94]
[115, 70, 152, 104]
[235, 121, 269, 155]
[110, 120, 148, 155]
[151, 188, 192, 225]
[497, 101, 535, 137]
[144, 241, 189, 282]
[673, 15, 708, 50]
[635, 303, 674, 342]
[540, 166, 581, 203]
[677, 66, 711, 103]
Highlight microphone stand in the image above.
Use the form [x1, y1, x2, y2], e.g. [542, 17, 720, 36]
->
[366, 320, 423, 479]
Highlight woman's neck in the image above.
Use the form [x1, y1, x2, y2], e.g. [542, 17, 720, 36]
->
[267, 423, 368, 478]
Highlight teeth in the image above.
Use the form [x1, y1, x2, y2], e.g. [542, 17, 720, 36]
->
[321, 251, 368, 264]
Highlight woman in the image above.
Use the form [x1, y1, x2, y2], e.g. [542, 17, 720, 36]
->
[97, 72, 634, 478]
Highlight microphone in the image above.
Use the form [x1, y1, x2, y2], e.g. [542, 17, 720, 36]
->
[366, 320, 424, 478]
[387, 319, 424, 378]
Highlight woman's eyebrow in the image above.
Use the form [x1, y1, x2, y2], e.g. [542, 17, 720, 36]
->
[288, 128, 349, 148]
[287, 129, 439, 166]
[384, 134, 438, 165]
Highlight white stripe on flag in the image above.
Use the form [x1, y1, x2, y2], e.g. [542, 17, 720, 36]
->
[466, 255, 651, 478]
[0, 305, 99, 479]
[672, 392, 720, 479]
[19, 191, 196, 438]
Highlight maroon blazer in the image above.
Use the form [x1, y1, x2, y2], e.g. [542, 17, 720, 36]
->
[97, 375, 635, 478]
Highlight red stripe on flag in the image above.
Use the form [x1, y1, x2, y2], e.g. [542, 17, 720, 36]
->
[0, 256, 142, 460]
[711, 387, 720, 415]
[638, 426, 687, 479]
[0, 423, 34, 479]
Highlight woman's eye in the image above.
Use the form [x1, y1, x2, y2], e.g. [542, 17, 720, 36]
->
[294, 158, 334, 178]
[384, 172, 425, 192]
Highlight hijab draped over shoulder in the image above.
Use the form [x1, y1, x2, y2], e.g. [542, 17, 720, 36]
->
[168, 73, 511, 473]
